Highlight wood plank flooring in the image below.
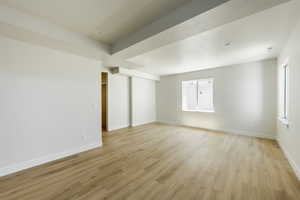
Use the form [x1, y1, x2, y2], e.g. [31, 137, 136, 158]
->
[1, 123, 299, 200]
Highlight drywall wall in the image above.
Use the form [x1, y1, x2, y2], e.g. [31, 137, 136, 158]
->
[131, 77, 156, 126]
[0, 35, 102, 176]
[277, 17, 300, 180]
[107, 74, 131, 131]
[156, 59, 277, 139]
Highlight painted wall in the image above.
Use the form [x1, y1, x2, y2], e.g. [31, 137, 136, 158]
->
[0, 4, 156, 177]
[108, 74, 131, 131]
[156, 59, 277, 139]
[131, 77, 156, 126]
[277, 17, 300, 179]
[107, 75, 156, 130]
[0, 35, 102, 176]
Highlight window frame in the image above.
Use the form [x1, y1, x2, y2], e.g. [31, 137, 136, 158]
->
[181, 78, 215, 113]
[279, 62, 289, 126]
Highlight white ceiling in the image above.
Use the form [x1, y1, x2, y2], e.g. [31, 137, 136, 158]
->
[129, 1, 300, 75]
[0, 0, 298, 76]
[112, 0, 289, 58]
[0, 0, 189, 44]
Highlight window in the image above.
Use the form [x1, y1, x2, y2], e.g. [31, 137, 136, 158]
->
[182, 78, 214, 112]
[280, 64, 289, 125]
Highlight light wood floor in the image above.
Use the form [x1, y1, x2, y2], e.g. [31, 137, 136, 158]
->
[1, 123, 300, 200]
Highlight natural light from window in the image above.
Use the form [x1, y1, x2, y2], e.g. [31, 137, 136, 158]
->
[279, 63, 289, 126]
[182, 78, 214, 112]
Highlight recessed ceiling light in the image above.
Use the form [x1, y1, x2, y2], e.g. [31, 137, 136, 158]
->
[225, 42, 231, 47]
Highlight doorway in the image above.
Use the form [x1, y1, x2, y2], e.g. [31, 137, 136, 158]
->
[101, 72, 108, 131]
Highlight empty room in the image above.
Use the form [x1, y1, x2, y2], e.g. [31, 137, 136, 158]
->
[1, 0, 300, 199]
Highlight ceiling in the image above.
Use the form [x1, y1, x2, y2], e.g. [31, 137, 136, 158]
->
[111, 0, 288, 58]
[129, 1, 300, 75]
[0, 0, 190, 44]
[0, 0, 298, 76]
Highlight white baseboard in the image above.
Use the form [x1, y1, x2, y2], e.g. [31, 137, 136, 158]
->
[221, 128, 275, 140]
[158, 120, 276, 140]
[108, 121, 156, 131]
[0, 142, 101, 177]
[132, 120, 156, 127]
[108, 120, 157, 131]
[108, 124, 130, 131]
[277, 139, 300, 181]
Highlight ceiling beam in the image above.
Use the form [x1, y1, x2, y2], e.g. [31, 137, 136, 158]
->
[112, 0, 229, 55]
[112, 0, 291, 59]
[0, 5, 109, 60]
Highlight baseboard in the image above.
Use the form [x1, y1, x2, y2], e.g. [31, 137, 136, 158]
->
[132, 120, 156, 127]
[108, 121, 156, 131]
[158, 120, 276, 140]
[277, 139, 300, 181]
[157, 120, 178, 126]
[108, 124, 130, 131]
[221, 128, 275, 140]
[0, 142, 101, 177]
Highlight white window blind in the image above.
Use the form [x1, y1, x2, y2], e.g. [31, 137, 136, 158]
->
[182, 79, 214, 112]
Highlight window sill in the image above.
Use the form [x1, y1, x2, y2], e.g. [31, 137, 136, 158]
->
[278, 117, 290, 127]
[182, 109, 215, 113]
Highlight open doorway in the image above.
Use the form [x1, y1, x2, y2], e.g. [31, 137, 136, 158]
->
[101, 72, 108, 131]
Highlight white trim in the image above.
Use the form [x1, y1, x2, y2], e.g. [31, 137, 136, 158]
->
[107, 121, 156, 131]
[110, 67, 160, 81]
[0, 142, 101, 177]
[182, 109, 215, 113]
[221, 128, 275, 140]
[157, 120, 179, 126]
[280, 61, 290, 123]
[108, 124, 131, 132]
[282, 58, 289, 70]
[158, 120, 275, 140]
[131, 120, 156, 127]
[277, 139, 300, 181]
[278, 117, 290, 127]
[181, 78, 214, 113]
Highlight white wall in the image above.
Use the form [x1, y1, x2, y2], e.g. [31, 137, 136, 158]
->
[157, 59, 277, 139]
[0, 35, 102, 176]
[131, 77, 156, 126]
[107, 74, 131, 131]
[277, 17, 300, 179]
[107, 75, 156, 129]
